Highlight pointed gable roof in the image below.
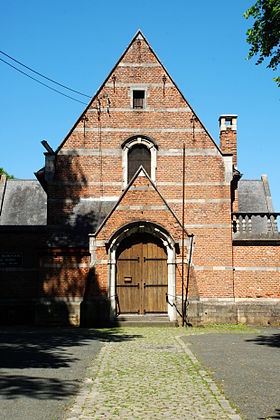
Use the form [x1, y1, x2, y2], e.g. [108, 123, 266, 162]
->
[54, 30, 222, 154]
[94, 165, 192, 238]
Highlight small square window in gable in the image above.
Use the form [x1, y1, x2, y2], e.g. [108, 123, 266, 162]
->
[133, 90, 145, 109]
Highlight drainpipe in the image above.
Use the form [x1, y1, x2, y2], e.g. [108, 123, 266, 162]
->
[184, 234, 194, 324]
[181, 143, 185, 326]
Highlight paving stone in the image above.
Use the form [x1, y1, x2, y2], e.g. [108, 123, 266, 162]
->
[66, 327, 241, 419]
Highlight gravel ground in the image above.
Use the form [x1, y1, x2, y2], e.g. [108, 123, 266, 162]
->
[182, 327, 280, 420]
[0, 327, 104, 420]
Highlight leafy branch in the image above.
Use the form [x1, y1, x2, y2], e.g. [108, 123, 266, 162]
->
[244, 0, 280, 86]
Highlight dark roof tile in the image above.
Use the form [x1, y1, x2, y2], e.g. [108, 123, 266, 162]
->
[0, 180, 47, 225]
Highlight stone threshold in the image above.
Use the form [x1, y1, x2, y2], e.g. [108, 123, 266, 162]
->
[114, 313, 178, 327]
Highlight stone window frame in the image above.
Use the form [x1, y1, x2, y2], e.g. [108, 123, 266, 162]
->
[121, 135, 158, 189]
[132, 90, 145, 109]
[129, 86, 148, 110]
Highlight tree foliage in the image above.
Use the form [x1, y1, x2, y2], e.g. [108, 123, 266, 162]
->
[0, 167, 14, 179]
[244, 0, 280, 86]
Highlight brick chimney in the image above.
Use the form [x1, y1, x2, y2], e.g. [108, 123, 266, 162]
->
[219, 115, 238, 167]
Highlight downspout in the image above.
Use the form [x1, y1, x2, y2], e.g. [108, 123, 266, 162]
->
[181, 143, 185, 326]
[184, 234, 194, 324]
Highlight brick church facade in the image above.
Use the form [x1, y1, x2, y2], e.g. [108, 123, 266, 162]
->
[0, 31, 279, 326]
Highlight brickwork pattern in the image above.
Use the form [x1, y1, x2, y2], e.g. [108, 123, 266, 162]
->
[39, 254, 90, 297]
[233, 244, 280, 298]
[4, 33, 277, 325]
[43, 34, 280, 304]
[220, 128, 237, 166]
[47, 36, 234, 301]
[0, 231, 45, 299]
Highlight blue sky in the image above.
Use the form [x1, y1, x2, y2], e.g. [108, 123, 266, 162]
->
[1, 0, 279, 209]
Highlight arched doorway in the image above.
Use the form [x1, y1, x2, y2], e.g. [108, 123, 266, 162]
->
[116, 233, 167, 314]
[106, 222, 178, 322]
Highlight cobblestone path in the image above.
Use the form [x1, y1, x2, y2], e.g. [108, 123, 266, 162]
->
[67, 327, 241, 419]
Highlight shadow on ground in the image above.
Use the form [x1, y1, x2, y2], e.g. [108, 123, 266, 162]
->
[0, 328, 140, 370]
[0, 327, 142, 369]
[259, 408, 280, 419]
[0, 375, 79, 400]
[0, 327, 142, 400]
[246, 333, 280, 348]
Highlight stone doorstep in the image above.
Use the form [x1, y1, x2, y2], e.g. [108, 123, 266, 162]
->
[114, 313, 178, 327]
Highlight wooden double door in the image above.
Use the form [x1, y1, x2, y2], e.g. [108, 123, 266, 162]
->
[116, 233, 168, 314]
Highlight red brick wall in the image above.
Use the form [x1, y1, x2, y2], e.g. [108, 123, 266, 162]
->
[0, 230, 44, 299]
[233, 244, 280, 298]
[39, 252, 90, 298]
[43, 36, 234, 300]
[220, 128, 237, 166]
[1, 35, 278, 327]
[94, 174, 189, 295]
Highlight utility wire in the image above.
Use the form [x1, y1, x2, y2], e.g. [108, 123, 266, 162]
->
[0, 50, 92, 99]
[0, 57, 88, 105]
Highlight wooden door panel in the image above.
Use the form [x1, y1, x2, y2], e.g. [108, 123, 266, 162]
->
[117, 258, 140, 313]
[116, 234, 168, 315]
[116, 242, 142, 313]
[143, 241, 167, 313]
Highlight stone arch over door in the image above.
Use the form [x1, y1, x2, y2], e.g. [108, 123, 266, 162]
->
[107, 221, 177, 322]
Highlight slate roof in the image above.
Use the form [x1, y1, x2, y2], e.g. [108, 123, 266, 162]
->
[0, 179, 47, 225]
[237, 178, 277, 237]
[0, 177, 116, 245]
[45, 200, 116, 247]
[238, 179, 273, 212]
[0, 176, 277, 240]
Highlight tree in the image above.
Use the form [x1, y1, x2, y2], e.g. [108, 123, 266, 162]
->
[0, 167, 14, 179]
[244, 0, 280, 86]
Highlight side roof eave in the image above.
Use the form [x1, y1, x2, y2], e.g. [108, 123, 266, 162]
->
[93, 165, 193, 238]
[54, 29, 223, 155]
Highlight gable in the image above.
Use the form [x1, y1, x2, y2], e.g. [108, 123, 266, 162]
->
[42, 31, 230, 230]
[55, 30, 221, 155]
[95, 167, 190, 242]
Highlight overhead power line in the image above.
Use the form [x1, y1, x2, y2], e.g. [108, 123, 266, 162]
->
[0, 57, 88, 105]
[0, 50, 92, 99]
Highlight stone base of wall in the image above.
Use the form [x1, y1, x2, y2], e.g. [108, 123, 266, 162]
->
[34, 297, 111, 327]
[1, 297, 279, 327]
[80, 298, 111, 327]
[0, 299, 35, 325]
[35, 298, 82, 326]
[187, 298, 280, 327]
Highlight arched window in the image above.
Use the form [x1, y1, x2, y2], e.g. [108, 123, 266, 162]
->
[128, 145, 151, 182]
[121, 136, 157, 188]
